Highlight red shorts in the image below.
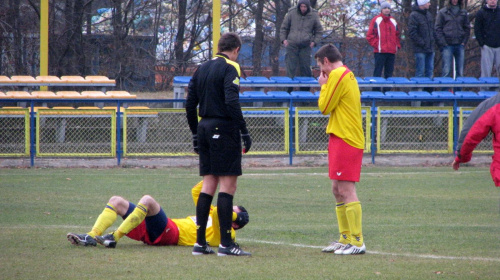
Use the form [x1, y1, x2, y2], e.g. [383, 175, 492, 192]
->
[126, 218, 179, 246]
[328, 134, 363, 182]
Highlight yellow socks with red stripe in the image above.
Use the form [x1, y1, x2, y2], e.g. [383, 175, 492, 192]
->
[345, 201, 363, 246]
[114, 203, 148, 241]
[335, 202, 351, 244]
[88, 204, 117, 238]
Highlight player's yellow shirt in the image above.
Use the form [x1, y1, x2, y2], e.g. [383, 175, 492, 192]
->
[171, 181, 236, 246]
[317, 65, 365, 149]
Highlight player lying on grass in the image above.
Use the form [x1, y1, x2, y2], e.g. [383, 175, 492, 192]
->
[67, 180, 249, 256]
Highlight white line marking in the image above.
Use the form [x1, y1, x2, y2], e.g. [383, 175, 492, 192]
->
[2, 225, 498, 262]
[238, 238, 500, 262]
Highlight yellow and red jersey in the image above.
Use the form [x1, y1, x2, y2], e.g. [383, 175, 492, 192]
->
[172, 181, 236, 246]
[317, 65, 364, 150]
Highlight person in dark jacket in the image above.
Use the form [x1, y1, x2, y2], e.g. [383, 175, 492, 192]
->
[453, 92, 500, 187]
[366, 1, 401, 91]
[474, 0, 500, 79]
[435, 0, 470, 79]
[185, 32, 252, 256]
[408, 0, 436, 78]
[280, 0, 323, 91]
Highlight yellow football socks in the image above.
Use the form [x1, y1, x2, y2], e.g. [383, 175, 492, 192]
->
[88, 204, 117, 238]
[114, 203, 148, 241]
[345, 201, 363, 247]
[336, 202, 351, 244]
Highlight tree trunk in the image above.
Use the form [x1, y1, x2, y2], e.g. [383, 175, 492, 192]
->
[252, 0, 265, 76]
[174, 0, 187, 73]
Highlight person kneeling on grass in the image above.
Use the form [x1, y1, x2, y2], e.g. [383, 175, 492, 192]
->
[66, 180, 249, 257]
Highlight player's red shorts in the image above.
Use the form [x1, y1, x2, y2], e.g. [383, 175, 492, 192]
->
[125, 205, 180, 246]
[328, 134, 363, 182]
[127, 218, 179, 245]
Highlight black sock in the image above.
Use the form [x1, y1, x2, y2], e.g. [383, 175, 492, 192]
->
[196, 192, 213, 245]
[217, 192, 234, 247]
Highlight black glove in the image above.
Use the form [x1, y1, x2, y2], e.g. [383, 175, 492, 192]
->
[241, 134, 252, 154]
[192, 134, 199, 154]
[234, 211, 249, 229]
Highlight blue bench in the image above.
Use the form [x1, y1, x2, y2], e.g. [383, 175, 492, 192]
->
[387, 77, 417, 85]
[409, 77, 441, 85]
[290, 91, 315, 99]
[269, 76, 293, 84]
[384, 91, 410, 99]
[408, 91, 432, 98]
[361, 91, 385, 98]
[478, 91, 498, 98]
[240, 91, 269, 98]
[266, 91, 292, 98]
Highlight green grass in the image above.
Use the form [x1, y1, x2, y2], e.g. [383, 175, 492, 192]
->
[0, 166, 499, 279]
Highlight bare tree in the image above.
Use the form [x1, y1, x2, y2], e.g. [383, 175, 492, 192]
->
[250, 0, 265, 75]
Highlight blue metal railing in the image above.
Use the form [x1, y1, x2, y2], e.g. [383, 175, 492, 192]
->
[0, 95, 493, 166]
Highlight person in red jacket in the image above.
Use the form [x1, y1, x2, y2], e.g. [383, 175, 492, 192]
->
[453, 93, 500, 187]
[366, 1, 401, 90]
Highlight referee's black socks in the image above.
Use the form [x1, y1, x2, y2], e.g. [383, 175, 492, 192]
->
[217, 192, 234, 247]
[196, 192, 213, 246]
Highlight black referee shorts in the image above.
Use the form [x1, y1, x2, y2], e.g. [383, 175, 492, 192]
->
[198, 118, 242, 176]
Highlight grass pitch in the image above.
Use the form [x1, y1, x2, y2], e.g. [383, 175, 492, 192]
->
[0, 166, 499, 279]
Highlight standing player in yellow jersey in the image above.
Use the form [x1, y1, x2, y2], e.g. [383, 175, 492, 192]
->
[66, 181, 249, 249]
[315, 44, 366, 255]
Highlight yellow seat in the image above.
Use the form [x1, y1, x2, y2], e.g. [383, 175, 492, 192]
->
[106, 91, 137, 99]
[0, 76, 11, 83]
[0, 92, 10, 98]
[56, 91, 84, 98]
[77, 106, 102, 109]
[84, 75, 111, 82]
[50, 106, 75, 109]
[10, 76, 36, 83]
[35, 76, 61, 82]
[31, 91, 59, 99]
[60, 76, 87, 83]
[5, 91, 33, 98]
[81, 91, 108, 98]
[84, 76, 116, 86]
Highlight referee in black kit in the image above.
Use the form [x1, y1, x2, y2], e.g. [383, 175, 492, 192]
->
[185, 32, 252, 257]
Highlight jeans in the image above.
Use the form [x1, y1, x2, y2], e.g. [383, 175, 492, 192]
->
[441, 45, 464, 78]
[414, 52, 435, 78]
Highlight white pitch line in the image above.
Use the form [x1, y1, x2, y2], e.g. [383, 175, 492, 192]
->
[238, 238, 500, 262]
[2, 225, 498, 262]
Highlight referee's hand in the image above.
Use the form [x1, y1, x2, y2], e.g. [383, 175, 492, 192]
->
[241, 134, 252, 154]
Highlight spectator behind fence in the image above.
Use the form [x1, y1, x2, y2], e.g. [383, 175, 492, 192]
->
[474, 0, 500, 82]
[366, 1, 401, 91]
[435, 0, 470, 81]
[280, 0, 323, 92]
[408, 0, 436, 78]
[453, 92, 500, 187]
